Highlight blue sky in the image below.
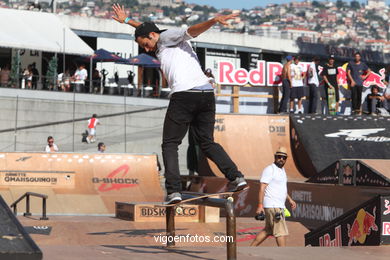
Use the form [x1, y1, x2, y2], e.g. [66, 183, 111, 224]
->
[186, 0, 390, 10]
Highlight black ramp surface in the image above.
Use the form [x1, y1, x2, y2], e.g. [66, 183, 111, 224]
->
[0, 195, 42, 260]
[290, 115, 390, 177]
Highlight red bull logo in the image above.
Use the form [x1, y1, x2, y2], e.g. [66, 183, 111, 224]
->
[319, 225, 342, 247]
[363, 68, 386, 89]
[384, 200, 390, 215]
[347, 207, 378, 246]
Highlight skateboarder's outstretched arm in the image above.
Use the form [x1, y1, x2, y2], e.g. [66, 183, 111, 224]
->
[187, 13, 239, 37]
[112, 4, 141, 28]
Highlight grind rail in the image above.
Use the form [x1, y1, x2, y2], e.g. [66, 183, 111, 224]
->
[165, 193, 237, 260]
[10, 192, 48, 220]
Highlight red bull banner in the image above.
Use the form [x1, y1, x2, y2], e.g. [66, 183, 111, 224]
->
[305, 195, 390, 246]
[216, 60, 386, 89]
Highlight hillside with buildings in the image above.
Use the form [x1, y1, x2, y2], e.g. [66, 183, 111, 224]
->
[1, 0, 389, 53]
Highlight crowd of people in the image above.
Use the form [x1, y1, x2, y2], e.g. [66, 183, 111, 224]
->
[278, 52, 390, 116]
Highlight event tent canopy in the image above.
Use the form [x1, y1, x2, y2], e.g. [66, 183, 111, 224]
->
[127, 53, 161, 68]
[0, 8, 93, 56]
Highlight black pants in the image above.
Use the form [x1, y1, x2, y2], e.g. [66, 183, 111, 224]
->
[308, 84, 319, 114]
[351, 85, 363, 111]
[279, 79, 290, 113]
[162, 91, 243, 194]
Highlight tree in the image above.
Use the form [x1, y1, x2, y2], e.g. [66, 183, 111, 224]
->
[350, 0, 360, 10]
[46, 56, 58, 89]
[116, 0, 139, 6]
[10, 51, 20, 88]
[336, 0, 345, 9]
[312, 1, 324, 8]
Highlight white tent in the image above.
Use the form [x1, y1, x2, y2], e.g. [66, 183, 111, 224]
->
[0, 8, 93, 56]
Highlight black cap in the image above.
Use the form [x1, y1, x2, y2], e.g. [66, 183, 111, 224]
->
[329, 54, 335, 60]
[134, 22, 166, 39]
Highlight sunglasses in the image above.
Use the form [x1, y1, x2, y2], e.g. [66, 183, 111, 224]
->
[276, 155, 287, 160]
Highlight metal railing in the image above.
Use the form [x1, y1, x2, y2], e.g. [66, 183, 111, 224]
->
[10, 192, 49, 220]
[165, 193, 236, 260]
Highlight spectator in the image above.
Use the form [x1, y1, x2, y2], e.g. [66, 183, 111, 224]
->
[87, 114, 100, 144]
[367, 85, 387, 115]
[98, 142, 106, 153]
[322, 55, 340, 114]
[307, 56, 320, 114]
[100, 69, 108, 94]
[92, 68, 101, 94]
[347, 52, 371, 115]
[127, 70, 135, 87]
[45, 136, 59, 152]
[0, 64, 10, 87]
[62, 69, 71, 92]
[23, 65, 33, 89]
[250, 147, 296, 247]
[31, 62, 39, 90]
[290, 56, 306, 114]
[73, 64, 88, 92]
[278, 55, 293, 114]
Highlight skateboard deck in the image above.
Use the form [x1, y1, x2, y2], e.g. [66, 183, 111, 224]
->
[155, 188, 248, 208]
[327, 86, 337, 115]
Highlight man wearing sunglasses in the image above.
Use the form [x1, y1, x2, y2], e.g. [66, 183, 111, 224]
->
[112, 4, 247, 204]
[251, 147, 296, 247]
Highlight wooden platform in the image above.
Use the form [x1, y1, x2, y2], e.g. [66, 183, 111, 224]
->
[198, 114, 304, 181]
[0, 152, 162, 215]
[115, 202, 220, 223]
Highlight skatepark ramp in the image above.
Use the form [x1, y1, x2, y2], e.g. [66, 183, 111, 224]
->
[308, 159, 390, 187]
[305, 195, 390, 246]
[0, 152, 162, 215]
[197, 114, 304, 181]
[290, 115, 390, 177]
[0, 195, 42, 259]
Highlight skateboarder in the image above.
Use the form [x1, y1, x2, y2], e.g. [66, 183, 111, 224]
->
[112, 4, 247, 204]
[322, 55, 340, 115]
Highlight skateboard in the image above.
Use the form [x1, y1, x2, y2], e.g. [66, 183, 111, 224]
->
[327, 85, 337, 115]
[155, 188, 248, 214]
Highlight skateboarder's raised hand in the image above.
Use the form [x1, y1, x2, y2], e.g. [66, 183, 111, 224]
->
[187, 13, 239, 37]
[112, 4, 141, 28]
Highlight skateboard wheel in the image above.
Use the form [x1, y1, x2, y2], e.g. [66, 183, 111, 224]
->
[227, 196, 234, 202]
[176, 206, 183, 214]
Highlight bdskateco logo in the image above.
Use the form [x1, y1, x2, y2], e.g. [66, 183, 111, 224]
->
[141, 206, 197, 217]
[325, 128, 390, 142]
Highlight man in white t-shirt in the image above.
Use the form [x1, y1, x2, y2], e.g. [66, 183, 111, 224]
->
[307, 56, 320, 114]
[73, 64, 88, 92]
[290, 56, 306, 114]
[45, 136, 59, 153]
[250, 147, 296, 247]
[112, 4, 247, 204]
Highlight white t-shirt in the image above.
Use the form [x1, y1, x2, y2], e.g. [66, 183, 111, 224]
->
[45, 144, 59, 153]
[260, 163, 288, 208]
[74, 68, 88, 84]
[156, 28, 211, 94]
[290, 63, 306, 87]
[307, 62, 319, 86]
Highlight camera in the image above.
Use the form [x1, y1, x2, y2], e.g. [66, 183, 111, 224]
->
[275, 211, 282, 221]
[254, 212, 265, 221]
